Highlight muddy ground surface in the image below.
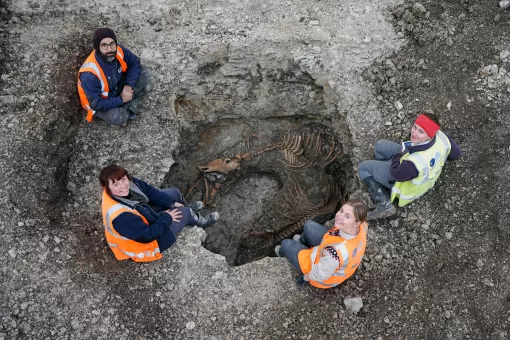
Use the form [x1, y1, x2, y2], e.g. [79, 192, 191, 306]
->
[1, 0, 510, 339]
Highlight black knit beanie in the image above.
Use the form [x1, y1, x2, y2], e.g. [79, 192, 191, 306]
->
[93, 28, 117, 51]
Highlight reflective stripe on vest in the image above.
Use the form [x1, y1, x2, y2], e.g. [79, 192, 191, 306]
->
[80, 61, 109, 97]
[116, 47, 127, 71]
[436, 131, 451, 154]
[407, 153, 429, 185]
[101, 190, 162, 262]
[332, 243, 349, 277]
[77, 46, 128, 122]
[108, 242, 161, 260]
[310, 241, 349, 287]
[390, 186, 426, 201]
[298, 222, 368, 289]
[391, 131, 451, 207]
[104, 203, 133, 241]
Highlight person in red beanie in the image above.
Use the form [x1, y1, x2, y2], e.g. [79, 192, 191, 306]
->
[358, 112, 462, 220]
[77, 28, 152, 125]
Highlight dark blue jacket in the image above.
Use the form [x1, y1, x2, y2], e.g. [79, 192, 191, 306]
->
[112, 178, 177, 252]
[79, 44, 141, 112]
[390, 133, 462, 182]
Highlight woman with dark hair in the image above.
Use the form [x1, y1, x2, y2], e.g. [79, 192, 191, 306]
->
[99, 164, 219, 262]
[275, 200, 368, 289]
[358, 112, 462, 220]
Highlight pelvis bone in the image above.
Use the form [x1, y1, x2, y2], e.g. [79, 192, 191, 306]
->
[198, 157, 240, 174]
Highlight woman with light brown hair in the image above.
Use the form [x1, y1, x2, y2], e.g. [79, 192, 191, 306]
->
[275, 200, 368, 289]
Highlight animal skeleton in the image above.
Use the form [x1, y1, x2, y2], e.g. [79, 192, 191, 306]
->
[196, 131, 341, 175]
[245, 181, 343, 249]
[188, 130, 342, 206]
[280, 132, 342, 168]
[197, 157, 241, 174]
[184, 177, 224, 206]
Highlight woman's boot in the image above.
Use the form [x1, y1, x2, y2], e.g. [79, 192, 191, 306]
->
[187, 201, 205, 211]
[362, 177, 396, 220]
[194, 212, 220, 228]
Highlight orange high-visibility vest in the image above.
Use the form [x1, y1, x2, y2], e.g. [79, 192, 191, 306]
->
[101, 190, 162, 262]
[297, 222, 368, 289]
[77, 46, 128, 122]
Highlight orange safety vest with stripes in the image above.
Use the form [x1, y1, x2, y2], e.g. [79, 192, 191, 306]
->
[297, 222, 368, 289]
[77, 46, 128, 122]
[102, 190, 162, 262]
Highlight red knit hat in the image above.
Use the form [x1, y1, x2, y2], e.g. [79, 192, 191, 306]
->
[415, 114, 440, 138]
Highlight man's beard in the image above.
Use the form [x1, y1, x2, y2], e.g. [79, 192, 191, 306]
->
[100, 52, 116, 63]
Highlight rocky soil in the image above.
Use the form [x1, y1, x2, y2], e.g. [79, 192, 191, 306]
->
[1, 0, 510, 339]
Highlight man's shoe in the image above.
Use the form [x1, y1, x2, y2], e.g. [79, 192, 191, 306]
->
[292, 234, 302, 243]
[274, 245, 282, 257]
[196, 212, 220, 228]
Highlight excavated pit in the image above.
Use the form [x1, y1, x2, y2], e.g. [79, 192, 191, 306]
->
[162, 45, 356, 265]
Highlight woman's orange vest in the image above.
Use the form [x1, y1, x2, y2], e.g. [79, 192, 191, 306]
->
[77, 46, 128, 122]
[297, 222, 368, 289]
[102, 190, 162, 262]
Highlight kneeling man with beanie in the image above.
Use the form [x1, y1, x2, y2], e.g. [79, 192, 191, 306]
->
[77, 28, 152, 125]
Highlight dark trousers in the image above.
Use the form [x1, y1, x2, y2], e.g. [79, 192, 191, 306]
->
[357, 140, 401, 189]
[279, 220, 328, 274]
[94, 66, 152, 126]
[152, 188, 198, 237]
